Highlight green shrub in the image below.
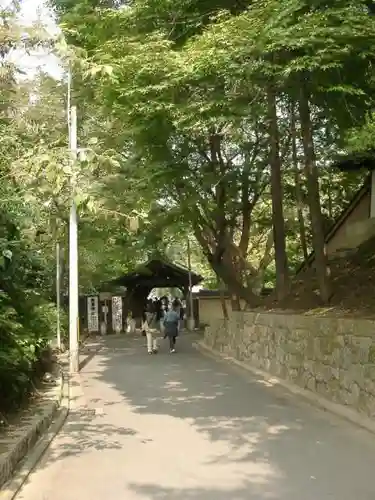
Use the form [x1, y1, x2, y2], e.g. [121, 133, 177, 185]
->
[0, 291, 59, 414]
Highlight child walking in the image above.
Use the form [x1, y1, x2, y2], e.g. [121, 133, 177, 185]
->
[163, 302, 180, 353]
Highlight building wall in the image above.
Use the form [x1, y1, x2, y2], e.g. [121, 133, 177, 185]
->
[198, 298, 230, 325]
[204, 311, 375, 418]
[326, 192, 370, 255]
[198, 297, 246, 325]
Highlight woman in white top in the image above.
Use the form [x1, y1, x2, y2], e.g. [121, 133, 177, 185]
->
[142, 301, 158, 354]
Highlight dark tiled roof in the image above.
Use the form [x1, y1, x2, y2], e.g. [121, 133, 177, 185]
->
[331, 150, 375, 171]
[109, 258, 203, 289]
[194, 289, 231, 298]
[194, 288, 273, 298]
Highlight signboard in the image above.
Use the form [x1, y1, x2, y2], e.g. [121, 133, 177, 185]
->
[112, 296, 123, 333]
[87, 296, 99, 333]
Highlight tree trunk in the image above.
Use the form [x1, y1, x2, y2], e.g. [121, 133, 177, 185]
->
[298, 84, 331, 303]
[208, 253, 260, 306]
[252, 229, 274, 294]
[327, 170, 333, 221]
[230, 295, 241, 311]
[218, 279, 229, 320]
[193, 222, 261, 306]
[290, 103, 309, 261]
[267, 86, 289, 300]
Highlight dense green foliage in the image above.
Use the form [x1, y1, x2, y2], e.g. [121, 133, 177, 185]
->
[2, 0, 375, 413]
[51, 0, 374, 300]
[0, 4, 67, 415]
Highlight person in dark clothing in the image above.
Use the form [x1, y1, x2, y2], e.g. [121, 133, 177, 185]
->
[172, 298, 183, 332]
[179, 302, 184, 331]
[163, 303, 180, 353]
[141, 303, 147, 337]
[154, 299, 163, 320]
[154, 298, 166, 336]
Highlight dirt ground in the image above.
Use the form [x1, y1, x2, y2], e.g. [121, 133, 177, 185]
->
[260, 235, 375, 319]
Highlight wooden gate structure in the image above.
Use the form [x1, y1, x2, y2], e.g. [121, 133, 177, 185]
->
[79, 257, 203, 334]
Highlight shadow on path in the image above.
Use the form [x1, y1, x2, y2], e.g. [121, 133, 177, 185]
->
[90, 334, 375, 499]
[17, 333, 375, 500]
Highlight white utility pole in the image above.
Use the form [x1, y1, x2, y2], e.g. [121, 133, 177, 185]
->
[187, 237, 195, 331]
[56, 242, 61, 350]
[69, 105, 79, 372]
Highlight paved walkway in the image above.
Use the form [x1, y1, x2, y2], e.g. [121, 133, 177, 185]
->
[15, 333, 375, 499]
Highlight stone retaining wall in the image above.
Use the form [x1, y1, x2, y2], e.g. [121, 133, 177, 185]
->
[204, 312, 375, 418]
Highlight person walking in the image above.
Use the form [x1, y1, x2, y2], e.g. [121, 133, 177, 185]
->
[163, 302, 180, 353]
[179, 301, 185, 332]
[155, 299, 166, 337]
[142, 300, 158, 354]
[172, 298, 183, 333]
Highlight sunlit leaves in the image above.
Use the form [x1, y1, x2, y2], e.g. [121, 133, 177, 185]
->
[47, 0, 375, 296]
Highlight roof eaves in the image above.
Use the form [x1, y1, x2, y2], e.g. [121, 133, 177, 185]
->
[296, 175, 371, 273]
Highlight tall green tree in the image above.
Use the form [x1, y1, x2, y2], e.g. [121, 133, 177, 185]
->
[51, 0, 375, 305]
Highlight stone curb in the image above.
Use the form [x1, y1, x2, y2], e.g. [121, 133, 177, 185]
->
[0, 337, 104, 499]
[193, 340, 375, 436]
[0, 369, 66, 499]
